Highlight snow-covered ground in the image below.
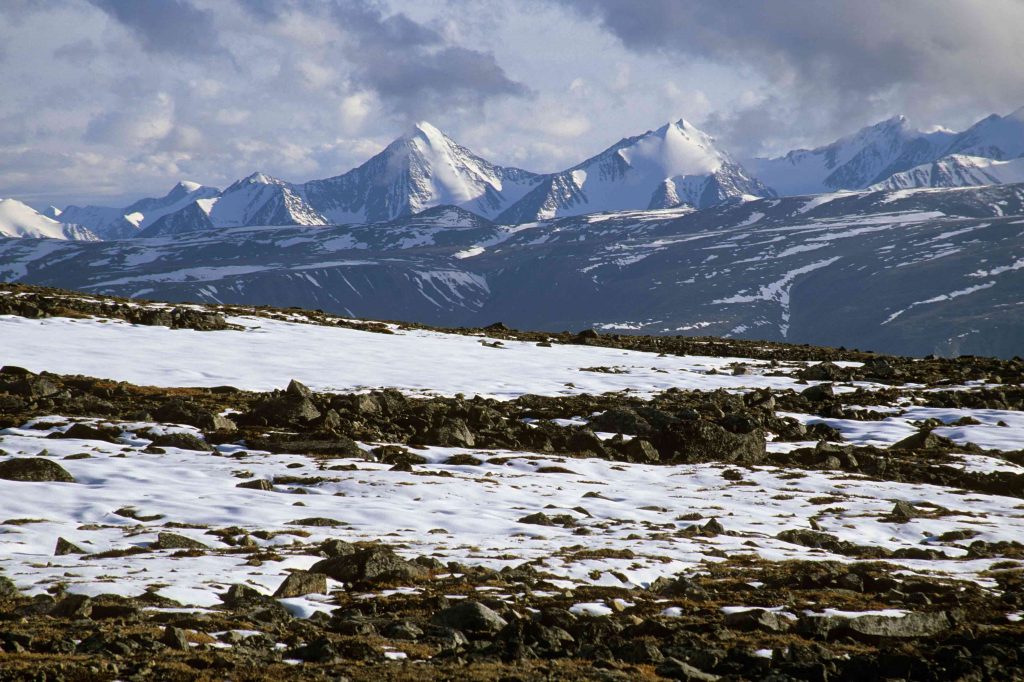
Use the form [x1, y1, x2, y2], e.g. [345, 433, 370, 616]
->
[1, 308, 1022, 618]
[0, 313, 820, 398]
[2, 416, 1021, 614]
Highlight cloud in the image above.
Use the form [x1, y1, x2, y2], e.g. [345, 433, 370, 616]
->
[4, 0, 1024, 206]
[287, 1, 530, 118]
[553, 0, 1024, 154]
[87, 0, 224, 56]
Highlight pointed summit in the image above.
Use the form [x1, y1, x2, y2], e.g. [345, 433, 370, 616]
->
[497, 118, 770, 223]
[302, 125, 541, 223]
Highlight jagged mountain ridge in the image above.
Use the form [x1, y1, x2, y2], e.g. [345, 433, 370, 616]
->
[497, 119, 772, 223]
[751, 107, 1024, 196]
[2, 182, 1022, 358]
[869, 154, 1024, 192]
[59, 181, 219, 240]
[11, 107, 1024, 241]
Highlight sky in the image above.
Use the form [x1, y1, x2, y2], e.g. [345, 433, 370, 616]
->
[2, 0, 1023, 209]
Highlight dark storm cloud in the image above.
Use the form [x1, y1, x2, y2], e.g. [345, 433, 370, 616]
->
[246, 0, 529, 118]
[554, 0, 1024, 154]
[328, 0, 529, 114]
[88, 0, 224, 56]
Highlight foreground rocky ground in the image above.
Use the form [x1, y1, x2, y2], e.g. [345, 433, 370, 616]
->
[0, 285, 1022, 680]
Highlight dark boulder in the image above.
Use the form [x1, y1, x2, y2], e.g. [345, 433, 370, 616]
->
[0, 457, 75, 482]
[310, 545, 427, 586]
[432, 600, 508, 635]
[273, 571, 328, 598]
[150, 431, 213, 452]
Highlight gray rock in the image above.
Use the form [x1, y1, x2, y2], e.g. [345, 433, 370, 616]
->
[724, 608, 793, 632]
[52, 593, 93, 619]
[656, 658, 721, 681]
[891, 430, 956, 451]
[801, 383, 835, 402]
[891, 500, 924, 520]
[804, 611, 951, 640]
[0, 575, 20, 599]
[432, 600, 508, 634]
[320, 539, 357, 557]
[0, 457, 75, 483]
[153, 532, 209, 551]
[273, 571, 327, 598]
[55, 537, 86, 555]
[150, 432, 213, 452]
[621, 438, 660, 463]
[287, 379, 314, 399]
[311, 545, 427, 585]
[161, 626, 190, 651]
[236, 478, 273, 491]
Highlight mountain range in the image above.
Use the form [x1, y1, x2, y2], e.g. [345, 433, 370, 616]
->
[6, 108, 1024, 241]
[3, 182, 1022, 358]
[1, 108, 1022, 357]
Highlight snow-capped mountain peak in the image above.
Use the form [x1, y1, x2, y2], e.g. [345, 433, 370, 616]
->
[497, 118, 770, 223]
[748, 114, 955, 196]
[302, 121, 541, 223]
[943, 107, 1024, 160]
[0, 198, 98, 241]
[229, 171, 286, 190]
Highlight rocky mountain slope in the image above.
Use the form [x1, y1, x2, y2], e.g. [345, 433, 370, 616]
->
[2, 184, 1022, 358]
[0, 286, 1021, 680]
[869, 154, 1024, 191]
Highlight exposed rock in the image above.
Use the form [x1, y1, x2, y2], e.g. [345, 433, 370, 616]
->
[250, 435, 361, 458]
[56, 423, 120, 443]
[0, 457, 75, 482]
[518, 512, 577, 527]
[620, 438, 660, 463]
[310, 544, 427, 586]
[273, 571, 327, 598]
[320, 539, 357, 557]
[153, 532, 209, 550]
[0, 372, 60, 399]
[891, 430, 957, 451]
[52, 594, 93, 619]
[236, 479, 273, 491]
[806, 611, 951, 640]
[0, 575, 20, 599]
[150, 431, 213, 451]
[801, 383, 835, 402]
[55, 537, 86, 555]
[153, 401, 236, 432]
[445, 453, 483, 466]
[428, 418, 476, 447]
[160, 626, 190, 651]
[658, 420, 765, 465]
[890, 500, 924, 521]
[656, 658, 721, 681]
[724, 608, 793, 632]
[432, 600, 508, 634]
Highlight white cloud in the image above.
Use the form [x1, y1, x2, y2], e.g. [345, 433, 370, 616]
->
[1, 0, 1021, 207]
